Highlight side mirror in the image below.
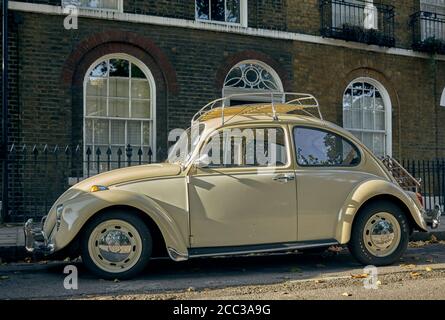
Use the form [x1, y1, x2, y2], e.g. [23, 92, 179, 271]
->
[193, 154, 210, 169]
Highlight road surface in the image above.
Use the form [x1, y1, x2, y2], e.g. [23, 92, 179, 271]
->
[0, 242, 444, 300]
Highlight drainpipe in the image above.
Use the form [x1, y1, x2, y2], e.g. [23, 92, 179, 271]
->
[1, 0, 9, 223]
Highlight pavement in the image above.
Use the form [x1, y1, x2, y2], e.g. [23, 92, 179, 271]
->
[0, 221, 445, 262]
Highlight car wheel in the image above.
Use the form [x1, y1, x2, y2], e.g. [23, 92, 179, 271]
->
[348, 201, 409, 266]
[81, 211, 152, 279]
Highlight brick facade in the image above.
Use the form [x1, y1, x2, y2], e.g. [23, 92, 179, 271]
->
[1, 1, 444, 156]
[2, 0, 445, 220]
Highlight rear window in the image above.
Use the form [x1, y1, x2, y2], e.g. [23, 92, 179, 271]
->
[293, 127, 361, 167]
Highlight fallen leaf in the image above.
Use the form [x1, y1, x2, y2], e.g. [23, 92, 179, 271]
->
[351, 273, 369, 279]
[410, 272, 422, 278]
[342, 292, 352, 297]
[315, 279, 325, 284]
[400, 264, 416, 269]
[425, 267, 433, 272]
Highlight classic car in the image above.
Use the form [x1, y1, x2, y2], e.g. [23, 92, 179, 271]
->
[24, 93, 441, 279]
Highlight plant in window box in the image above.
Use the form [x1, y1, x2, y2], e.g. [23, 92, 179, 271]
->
[417, 37, 445, 55]
[340, 24, 366, 43]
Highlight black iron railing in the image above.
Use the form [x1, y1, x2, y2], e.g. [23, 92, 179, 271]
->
[411, 11, 445, 54]
[320, 0, 395, 47]
[2, 144, 161, 222]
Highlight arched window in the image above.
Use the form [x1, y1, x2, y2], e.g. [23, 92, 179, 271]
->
[84, 54, 156, 168]
[222, 60, 283, 105]
[343, 78, 392, 157]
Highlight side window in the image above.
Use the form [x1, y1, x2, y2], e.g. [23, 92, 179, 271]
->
[293, 127, 361, 167]
[202, 127, 288, 168]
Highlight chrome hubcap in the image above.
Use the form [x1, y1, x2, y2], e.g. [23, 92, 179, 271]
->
[363, 212, 401, 257]
[88, 220, 142, 273]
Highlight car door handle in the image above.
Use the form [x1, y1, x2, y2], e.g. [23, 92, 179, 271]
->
[273, 174, 295, 183]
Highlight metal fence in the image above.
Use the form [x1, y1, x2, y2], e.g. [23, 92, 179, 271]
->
[1, 144, 157, 222]
[1, 143, 444, 222]
[320, 0, 396, 47]
[411, 11, 445, 54]
[400, 159, 445, 211]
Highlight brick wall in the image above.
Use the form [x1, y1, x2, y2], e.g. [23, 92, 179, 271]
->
[292, 40, 444, 159]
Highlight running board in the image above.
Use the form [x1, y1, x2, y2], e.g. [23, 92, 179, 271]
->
[188, 239, 338, 258]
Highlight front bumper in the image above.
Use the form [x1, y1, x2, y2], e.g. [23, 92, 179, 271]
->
[424, 205, 442, 229]
[24, 218, 55, 255]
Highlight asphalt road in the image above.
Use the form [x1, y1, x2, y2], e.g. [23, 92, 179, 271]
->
[0, 242, 444, 300]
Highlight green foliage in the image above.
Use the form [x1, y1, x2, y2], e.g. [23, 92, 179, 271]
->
[416, 37, 445, 55]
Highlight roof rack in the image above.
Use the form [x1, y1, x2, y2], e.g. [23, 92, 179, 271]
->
[191, 92, 321, 125]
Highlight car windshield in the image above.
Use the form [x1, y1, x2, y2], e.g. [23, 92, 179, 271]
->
[167, 123, 205, 165]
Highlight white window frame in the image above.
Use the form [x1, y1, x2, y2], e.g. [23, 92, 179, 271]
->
[222, 60, 284, 104]
[441, 88, 445, 106]
[62, 0, 123, 13]
[195, 0, 248, 27]
[83, 53, 157, 168]
[343, 77, 392, 157]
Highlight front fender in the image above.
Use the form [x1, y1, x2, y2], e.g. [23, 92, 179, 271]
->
[52, 189, 189, 258]
[336, 179, 428, 244]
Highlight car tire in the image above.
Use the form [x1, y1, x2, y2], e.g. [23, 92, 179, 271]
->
[81, 210, 152, 279]
[348, 200, 410, 266]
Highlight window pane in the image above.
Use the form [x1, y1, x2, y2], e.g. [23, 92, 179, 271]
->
[86, 97, 107, 116]
[132, 100, 151, 119]
[109, 78, 129, 98]
[143, 122, 151, 146]
[363, 110, 374, 130]
[109, 98, 129, 118]
[131, 80, 150, 99]
[87, 77, 107, 96]
[131, 64, 146, 79]
[102, 0, 118, 9]
[294, 127, 360, 166]
[375, 111, 385, 131]
[110, 120, 125, 145]
[85, 119, 93, 144]
[109, 59, 129, 77]
[226, 0, 240, 23]
[196, 0, 210, 20]
[373, 133, 385, 157]
[90, 61, 108, 77]
[128, 121, 142, 146]
[211, 0, 225, 21]
[93, 119, 109, 145]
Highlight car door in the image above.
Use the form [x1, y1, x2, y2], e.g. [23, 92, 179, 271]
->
[188, 125, 297, 248]
[292, 126, 368, 241]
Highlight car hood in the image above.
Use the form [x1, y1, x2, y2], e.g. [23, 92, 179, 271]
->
[73, 163, 182, 192]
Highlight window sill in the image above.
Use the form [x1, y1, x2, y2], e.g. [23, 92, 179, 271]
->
[195, 19, 246, 28]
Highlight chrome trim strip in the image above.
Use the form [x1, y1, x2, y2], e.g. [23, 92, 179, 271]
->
[188, 241, 339, 259]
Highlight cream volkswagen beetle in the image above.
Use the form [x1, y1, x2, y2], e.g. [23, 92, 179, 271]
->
[25, 93, 440, 279]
